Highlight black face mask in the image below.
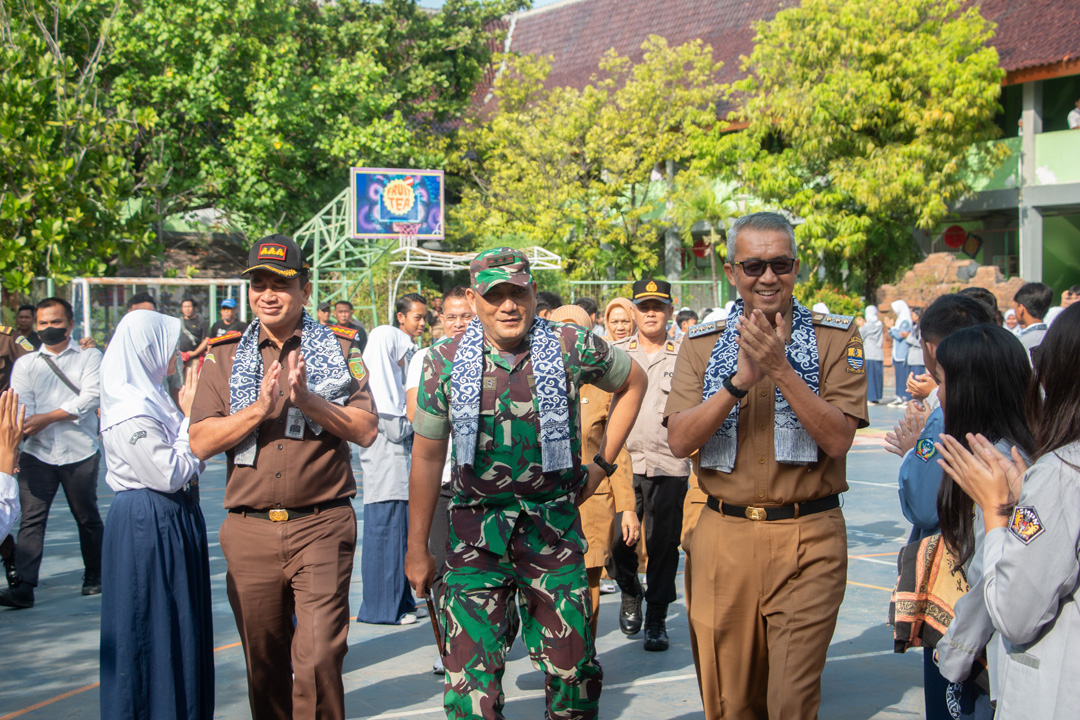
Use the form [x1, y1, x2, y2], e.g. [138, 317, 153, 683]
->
[37, 326, 69, 346]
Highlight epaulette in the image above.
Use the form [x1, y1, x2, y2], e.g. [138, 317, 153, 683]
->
[811, 313, 855, 330]
[628, 339, 638, 350]
[0, 326, 12, 335]
[208, 331, 243, 346]
[328, 324, 358, 340]
[688, 320, 725, 339]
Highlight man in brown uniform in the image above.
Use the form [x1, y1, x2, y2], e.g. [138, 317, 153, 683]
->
[0, 325, 32, 392]
[190, 234, 379, 720]
[665, 212, 867, 720]
[611, 278, 691, 652]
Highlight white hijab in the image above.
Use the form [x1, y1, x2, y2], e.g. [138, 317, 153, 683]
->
[865, 306, 880, 323]
[812, 302, 830, 314]
[100, 310, 184, 438]
[362, 325, 415, 418]
[891, 300, 913, 327]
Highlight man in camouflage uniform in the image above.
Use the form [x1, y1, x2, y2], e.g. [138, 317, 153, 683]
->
[405, 248, 647, 720]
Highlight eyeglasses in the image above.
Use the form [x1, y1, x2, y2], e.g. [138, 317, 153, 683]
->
[731, 257, 796, 277]
[442, 314, 474, 323]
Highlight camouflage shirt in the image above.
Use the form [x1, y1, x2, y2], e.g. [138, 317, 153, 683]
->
[413, 322, 631, 557]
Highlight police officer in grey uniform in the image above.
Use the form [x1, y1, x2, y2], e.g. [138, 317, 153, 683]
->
[610, 278, 691, 651]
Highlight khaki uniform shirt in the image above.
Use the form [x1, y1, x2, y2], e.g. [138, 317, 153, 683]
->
[579, 382, 634, 513]
[0, 327, 31, 392]
[615, 334, 691, 477]
[664, 308, 868, 506]
[190, 320, 376, 510]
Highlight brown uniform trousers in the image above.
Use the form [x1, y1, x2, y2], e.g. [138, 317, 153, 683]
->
[665, 308, 868, 720]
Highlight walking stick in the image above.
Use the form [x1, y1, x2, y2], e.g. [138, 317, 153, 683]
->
[426, 595, 446, 657]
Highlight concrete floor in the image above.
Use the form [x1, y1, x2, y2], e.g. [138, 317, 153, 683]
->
[0, 403, 925, 719]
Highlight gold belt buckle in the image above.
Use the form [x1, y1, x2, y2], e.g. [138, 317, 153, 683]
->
[745, 506, 768, 521]
[268, 508, 289, 522]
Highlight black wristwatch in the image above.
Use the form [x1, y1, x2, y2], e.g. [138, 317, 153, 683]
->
[592, 453, 618, 477]
[723, 374, 749, 399]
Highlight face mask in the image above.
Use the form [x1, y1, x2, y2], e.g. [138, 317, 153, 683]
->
[37, 326, 69, 346]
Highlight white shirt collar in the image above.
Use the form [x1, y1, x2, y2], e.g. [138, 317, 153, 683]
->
[38, 337, 78, 358]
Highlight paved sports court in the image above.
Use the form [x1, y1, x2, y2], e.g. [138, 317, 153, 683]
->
[0, 403, 924, 719]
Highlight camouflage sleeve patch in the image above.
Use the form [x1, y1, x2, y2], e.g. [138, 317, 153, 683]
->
[844, 336, 865, 374]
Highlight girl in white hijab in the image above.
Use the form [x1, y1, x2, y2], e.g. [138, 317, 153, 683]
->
[888, 300, 914, 406]
[98, 310, 213, 720]
[860, 306, 885, 404]
[355, 325, 419, 625]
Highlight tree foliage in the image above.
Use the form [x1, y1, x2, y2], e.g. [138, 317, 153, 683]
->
[0, 0, 160, 291]
[103, 0, 524, 238]
[695, 0, 1006, 299]
[455, 36, 723, 279]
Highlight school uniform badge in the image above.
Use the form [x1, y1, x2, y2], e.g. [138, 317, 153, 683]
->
[1009, 506, 1044, 544]
[348, 347, 366, 382]
[915, 438, 936, 462]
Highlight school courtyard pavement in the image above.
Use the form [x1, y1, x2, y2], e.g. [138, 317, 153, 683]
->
[1, 403, 924, 720]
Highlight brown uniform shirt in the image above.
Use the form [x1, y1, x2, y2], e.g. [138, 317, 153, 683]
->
[616, 334, 692, 477]
[0, 327, 31, 392]
[664, 308, 868, 506]
[190, 320, 376, 510]
[579, 382, 634, 513]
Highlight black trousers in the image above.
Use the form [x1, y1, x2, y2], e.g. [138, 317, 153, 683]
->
[15, 452, 103, 587]
[609, 473, 688, 606]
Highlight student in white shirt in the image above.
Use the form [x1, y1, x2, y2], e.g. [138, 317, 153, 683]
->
[97, 310, 213, 720]
[1, 297, 103, 609]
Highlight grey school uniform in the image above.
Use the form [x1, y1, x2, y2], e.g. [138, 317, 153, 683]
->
[971, 441, 1080, 718]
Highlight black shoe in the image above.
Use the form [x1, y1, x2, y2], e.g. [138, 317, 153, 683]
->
[619, 591, 643, 636]
[643, 603, 669, 652]
[0, 583, 34, 609]
[82, 572, 101, 596]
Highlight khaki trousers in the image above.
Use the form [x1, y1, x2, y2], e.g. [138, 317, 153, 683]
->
[219, 504, 357, 720]
[688, 505, 847, 720]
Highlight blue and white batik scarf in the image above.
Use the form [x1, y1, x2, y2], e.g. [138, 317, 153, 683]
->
[450, 316, 572, 473]
[700, 298, 820, 472]
[229, 310, 352, 466]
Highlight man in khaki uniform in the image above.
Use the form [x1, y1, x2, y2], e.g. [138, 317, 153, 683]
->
[665, 212, 867, 720]
[611, 278, 691, 652]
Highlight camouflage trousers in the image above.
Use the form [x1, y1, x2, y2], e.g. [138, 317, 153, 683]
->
[439, 515, 602, 720]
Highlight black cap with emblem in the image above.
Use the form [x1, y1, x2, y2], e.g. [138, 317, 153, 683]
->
[631, 278, 673, 304]
[242, 234, 308, 278]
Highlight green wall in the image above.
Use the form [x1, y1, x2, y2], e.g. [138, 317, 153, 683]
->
[1043, 214, 1080, 293]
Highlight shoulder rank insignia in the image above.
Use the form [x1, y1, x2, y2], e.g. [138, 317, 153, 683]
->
[628, 339, 638, 350]
[208, 331, 242, 346]
[688, 321, 724, 339]
[666, 341, 675, 352]
[1009, 506, 1044, 544]
[814, 313, 855, 330]
[915, 438, 936, 462]
[348, 346, 367, 382]
[0, 326, 11, 335]
[129, 430, 147, 445]
[328, 324, 358, 340]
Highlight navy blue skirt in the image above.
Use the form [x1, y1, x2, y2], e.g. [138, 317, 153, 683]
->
[100, 488, 214, 720]
[356, 499, 415, 624]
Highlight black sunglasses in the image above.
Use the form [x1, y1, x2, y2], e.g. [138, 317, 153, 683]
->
[731, 257, 796, 277]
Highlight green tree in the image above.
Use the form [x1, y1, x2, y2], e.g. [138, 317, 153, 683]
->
[104, 0, 524, 239]
[0, 0, 160, 292]
[695, 0, 1006, 300]
[455, 36, 724, 279]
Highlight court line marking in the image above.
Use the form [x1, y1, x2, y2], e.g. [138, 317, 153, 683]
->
[848, 480, 896, 488]
[847, 580, 893, 592]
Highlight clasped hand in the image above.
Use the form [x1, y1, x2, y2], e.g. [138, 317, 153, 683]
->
[254, 350, 312, 420]
[733, 309, 788, 388]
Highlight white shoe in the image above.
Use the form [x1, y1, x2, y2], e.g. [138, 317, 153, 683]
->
[432, 657, 445, 675]
[599, 581, 617, 595]
[397, 613, 418, 626]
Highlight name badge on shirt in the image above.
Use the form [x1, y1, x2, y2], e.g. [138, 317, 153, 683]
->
[285, 407, 305, 440]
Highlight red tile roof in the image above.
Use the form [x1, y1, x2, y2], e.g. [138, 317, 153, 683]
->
[497, 0, 1080, 96]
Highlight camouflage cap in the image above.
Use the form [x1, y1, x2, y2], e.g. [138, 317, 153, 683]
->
[469, 247, 533, 295]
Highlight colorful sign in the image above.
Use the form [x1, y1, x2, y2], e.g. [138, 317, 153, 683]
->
[350, 167, 445, 240]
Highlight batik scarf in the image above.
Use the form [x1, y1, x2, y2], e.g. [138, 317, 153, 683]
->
[230, 310, 352, 466]
[450, 316, 571, 473]
[700, 298, 820, 472]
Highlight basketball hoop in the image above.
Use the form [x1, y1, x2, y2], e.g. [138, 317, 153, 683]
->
[394, 222, 422, 249]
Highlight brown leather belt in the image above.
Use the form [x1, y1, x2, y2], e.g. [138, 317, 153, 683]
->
[705, 494, 839, 521]
[230, 497, 352, 522]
